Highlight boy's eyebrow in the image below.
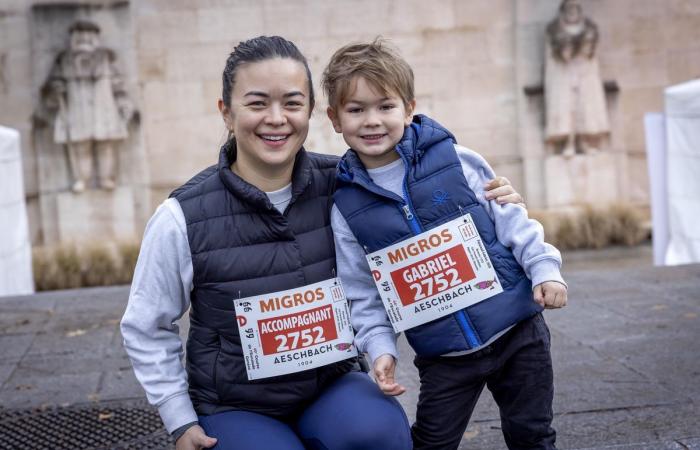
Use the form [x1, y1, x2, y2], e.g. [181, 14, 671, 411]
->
[244, 91, 306, 98]
[344, 96, 392, 105]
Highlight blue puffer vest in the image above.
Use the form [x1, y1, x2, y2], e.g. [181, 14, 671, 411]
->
[333, 115, 542, 357]
[171, 142, 357, 417]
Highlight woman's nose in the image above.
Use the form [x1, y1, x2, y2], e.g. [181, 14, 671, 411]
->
[265, 104, 287, 125]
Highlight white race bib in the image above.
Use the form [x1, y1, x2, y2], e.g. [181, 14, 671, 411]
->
[234, 278, 357, 380]
[366, 214, 503, 332]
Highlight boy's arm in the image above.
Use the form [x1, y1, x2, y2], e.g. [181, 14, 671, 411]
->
[455, 145, 566, 289]
[331, 205, 399, 365]
[120, 198, 199, 435]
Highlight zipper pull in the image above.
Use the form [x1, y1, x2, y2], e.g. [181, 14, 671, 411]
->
[402, 204, 414, 221]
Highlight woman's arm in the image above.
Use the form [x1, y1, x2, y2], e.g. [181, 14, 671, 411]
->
[120, 198, 198, 434]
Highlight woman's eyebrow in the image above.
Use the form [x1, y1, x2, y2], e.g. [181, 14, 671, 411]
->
[243, 91, 306, 98]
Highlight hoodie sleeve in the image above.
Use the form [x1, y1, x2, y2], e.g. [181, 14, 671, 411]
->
[454, 145, 566, 289]
[120, 198, 198, 433]
[331, 205, 399, 365]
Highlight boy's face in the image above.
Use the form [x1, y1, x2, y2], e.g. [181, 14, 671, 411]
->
[327, 76, 415, 169]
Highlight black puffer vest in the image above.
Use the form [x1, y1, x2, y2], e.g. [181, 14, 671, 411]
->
[171, 142, 357, 418]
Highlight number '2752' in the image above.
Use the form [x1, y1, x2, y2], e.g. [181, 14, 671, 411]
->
[274, 326, 325, 353]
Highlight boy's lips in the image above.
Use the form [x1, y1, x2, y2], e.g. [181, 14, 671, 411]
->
[361, 133, 387, 142]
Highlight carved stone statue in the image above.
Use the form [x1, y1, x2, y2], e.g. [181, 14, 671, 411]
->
[42, 20, 133, 192]
[544, 0, 610, 157]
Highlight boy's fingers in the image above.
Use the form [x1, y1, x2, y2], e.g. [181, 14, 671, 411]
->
[545, 290, 566, 309]
[379, 380, 406, 396]
[533, 284, 545, 307]
[556, 291, 568, 308]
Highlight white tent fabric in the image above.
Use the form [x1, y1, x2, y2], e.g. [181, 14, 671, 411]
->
[643, 113, 668, 266]
[664, 79, 700, 266]
[0, 126, 34, 296]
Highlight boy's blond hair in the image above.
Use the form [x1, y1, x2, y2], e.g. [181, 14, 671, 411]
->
[322, 38, 414, 110]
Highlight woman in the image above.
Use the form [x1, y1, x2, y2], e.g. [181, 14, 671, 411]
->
[121, 36, 523, 450]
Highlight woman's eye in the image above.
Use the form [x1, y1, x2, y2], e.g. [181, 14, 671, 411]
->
[248, 101, 266, 108]
[286, 101, 303, 108]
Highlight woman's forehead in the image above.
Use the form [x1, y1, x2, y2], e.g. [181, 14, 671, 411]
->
[233, 58, 309, 95]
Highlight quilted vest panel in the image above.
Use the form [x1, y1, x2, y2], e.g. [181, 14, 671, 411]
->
[172, 144, 356, 417]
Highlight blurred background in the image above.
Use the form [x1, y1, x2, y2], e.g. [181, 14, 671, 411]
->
[1, 0, 699, 292]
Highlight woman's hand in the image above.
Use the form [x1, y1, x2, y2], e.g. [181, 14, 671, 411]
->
[175, 425, 217, 450]
[484, 176, 525, 208]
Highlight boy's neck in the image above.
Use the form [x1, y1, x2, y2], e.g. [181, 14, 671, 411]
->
[356, 150, 401, 170]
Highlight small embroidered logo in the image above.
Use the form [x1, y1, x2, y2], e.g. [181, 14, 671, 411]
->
[432, 189, 450, 206]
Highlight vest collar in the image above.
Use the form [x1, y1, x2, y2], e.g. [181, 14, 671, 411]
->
[217, 140, 313, 213]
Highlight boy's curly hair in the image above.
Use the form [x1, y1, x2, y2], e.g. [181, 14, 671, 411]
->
[321, 38, 414, 110]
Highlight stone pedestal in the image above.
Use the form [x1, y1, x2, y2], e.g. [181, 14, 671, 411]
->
[543, 152, 620, 208]
[40, 187, 137, 243]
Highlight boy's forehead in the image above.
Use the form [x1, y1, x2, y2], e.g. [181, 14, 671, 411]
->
[342, 75, 391, 102]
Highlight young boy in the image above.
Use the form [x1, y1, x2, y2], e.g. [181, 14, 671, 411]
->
[322, 40, 567, 450]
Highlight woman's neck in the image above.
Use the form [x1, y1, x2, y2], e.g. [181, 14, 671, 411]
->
[231, 158, 294, 192]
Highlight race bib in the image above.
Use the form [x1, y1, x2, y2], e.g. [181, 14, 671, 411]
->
[234, 278, 357, 380]
[367, 214, 503, 332]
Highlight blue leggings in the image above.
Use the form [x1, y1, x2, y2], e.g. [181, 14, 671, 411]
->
[198, 372, 411, 450]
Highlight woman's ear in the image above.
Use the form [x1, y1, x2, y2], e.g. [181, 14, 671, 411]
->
[218, 99, 233, 130]
[327, 107, 342, 134]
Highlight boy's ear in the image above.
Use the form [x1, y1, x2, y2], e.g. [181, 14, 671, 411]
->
[327, 107, 343, 133]
[404, 99, 417, 126]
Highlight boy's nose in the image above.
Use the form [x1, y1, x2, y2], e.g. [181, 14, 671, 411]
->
[363, 111, 381, 127]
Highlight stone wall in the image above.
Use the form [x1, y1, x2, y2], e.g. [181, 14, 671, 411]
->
[130, 0, 523, 212]
[2, 0, 699, 243]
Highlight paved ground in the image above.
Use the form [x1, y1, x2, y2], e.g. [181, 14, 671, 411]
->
[1, 244, 699, 449]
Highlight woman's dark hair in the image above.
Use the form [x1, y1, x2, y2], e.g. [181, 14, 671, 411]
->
[222, 36, 315, 110]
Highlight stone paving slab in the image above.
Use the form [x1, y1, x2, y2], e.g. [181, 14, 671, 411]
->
[0, 249, 698, 449]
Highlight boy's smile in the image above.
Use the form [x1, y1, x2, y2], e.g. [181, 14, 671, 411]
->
[328, 76, 415, 169]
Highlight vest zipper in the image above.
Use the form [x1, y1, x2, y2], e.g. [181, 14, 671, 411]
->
[398, 152, 423, 235]
[396, 149, 481, 349]
[401, 204, 422, 234]
[455, 311, 481, 348]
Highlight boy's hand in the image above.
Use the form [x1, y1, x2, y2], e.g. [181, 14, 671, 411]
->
[373, 354, 406, 396]
[175, 425, 217, 450]
[533, 281, 568, 309]
[484, 177, 525, 207]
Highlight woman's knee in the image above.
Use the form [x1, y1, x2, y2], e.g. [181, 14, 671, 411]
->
[199, 410, 305, 450]
[298, 372, 411, 450]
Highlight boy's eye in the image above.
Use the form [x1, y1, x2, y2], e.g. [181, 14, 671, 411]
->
[347, 107, 362, 114]
[380, 104, 396, 111]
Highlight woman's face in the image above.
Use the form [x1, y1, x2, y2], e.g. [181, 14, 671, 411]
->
[220, 58, 311, 177]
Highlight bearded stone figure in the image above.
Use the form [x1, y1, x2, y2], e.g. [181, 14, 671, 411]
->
[43, 20, 133, 192]
[545, 0, 610, 157]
